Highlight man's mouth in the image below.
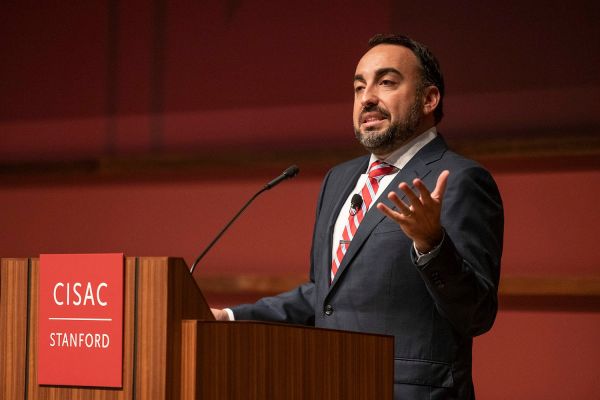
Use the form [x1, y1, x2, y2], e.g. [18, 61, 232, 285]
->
[361, 111, 388, 128]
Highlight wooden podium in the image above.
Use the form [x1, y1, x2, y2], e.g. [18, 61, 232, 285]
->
[1, 257, 393, 399]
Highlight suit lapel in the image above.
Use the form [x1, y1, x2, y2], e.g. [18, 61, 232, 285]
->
[327, 136, 447, 291]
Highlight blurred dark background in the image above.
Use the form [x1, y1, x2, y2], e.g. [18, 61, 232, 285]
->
[1, 1, 599, 398]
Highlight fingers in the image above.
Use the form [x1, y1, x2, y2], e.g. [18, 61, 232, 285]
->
[431, 170, 450, 200]
[386, 190, 413, 216]
[398, 182, 424, 213]
[376, 202, 401, 221]
[376, 171, 448, 248]
[381, 170, 450, 216]
[410, 170, 450, 202]
[413, 179, 433, 206]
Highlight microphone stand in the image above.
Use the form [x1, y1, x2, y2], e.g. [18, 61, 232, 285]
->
[189, 186, 267, 274]
[189, 165, 299, 274]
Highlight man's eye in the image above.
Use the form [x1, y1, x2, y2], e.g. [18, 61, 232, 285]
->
[380, 80, 395, 86]
[354, 86, 365, 93]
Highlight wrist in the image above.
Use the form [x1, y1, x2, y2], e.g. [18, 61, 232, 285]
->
[414, 229, 444, 254]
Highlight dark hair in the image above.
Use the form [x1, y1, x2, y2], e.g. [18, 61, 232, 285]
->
[368, 34, 445, 124]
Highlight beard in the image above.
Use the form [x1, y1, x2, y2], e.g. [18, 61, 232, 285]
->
[354, 95, 424, 155]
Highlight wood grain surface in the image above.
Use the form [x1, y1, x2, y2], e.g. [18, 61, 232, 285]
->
[181, 320, 394, 400]
[0, 258, 29, 400]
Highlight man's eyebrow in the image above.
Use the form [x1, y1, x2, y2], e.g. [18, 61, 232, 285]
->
[353, 68, 403, 84]
[374, 68, 402, 80]
[353, 74, 366, 83]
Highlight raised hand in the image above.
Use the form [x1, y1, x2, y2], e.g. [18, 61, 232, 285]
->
[376, 170, 449, 253]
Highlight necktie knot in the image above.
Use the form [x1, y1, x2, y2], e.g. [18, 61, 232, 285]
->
[368, 160, 398, 183]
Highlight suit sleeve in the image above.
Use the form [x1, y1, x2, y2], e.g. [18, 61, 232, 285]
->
[230, 169, 334, 325]
[413, 165, 503, 337]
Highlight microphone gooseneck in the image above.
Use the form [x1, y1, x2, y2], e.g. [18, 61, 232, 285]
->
[189, 165, 300, 274]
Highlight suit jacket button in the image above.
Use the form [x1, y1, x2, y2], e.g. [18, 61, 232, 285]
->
[324, 305, 334, 316]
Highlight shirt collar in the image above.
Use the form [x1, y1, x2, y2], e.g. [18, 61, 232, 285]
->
[369, 127, 438, 171]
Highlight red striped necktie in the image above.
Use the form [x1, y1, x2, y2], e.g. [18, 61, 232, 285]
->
[330, 160, 399, 282]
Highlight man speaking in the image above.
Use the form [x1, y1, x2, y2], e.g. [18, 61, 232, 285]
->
[212, 34, 504, 400]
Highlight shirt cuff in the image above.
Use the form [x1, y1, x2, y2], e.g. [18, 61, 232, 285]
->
[413, 230, 445, 266]
[224, 308, 235, 321]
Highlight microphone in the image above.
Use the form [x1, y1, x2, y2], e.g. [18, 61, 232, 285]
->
[264, 165, 300, 189]
[189, 165, 300, 274]
[349, 193, 363, 216]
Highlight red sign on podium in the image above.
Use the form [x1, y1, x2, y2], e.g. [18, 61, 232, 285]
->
[38, 253, 124, 387]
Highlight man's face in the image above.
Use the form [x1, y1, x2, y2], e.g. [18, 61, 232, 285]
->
[353, 44, 426, 155]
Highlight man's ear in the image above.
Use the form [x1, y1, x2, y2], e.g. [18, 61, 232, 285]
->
[422, 86, 440, 116]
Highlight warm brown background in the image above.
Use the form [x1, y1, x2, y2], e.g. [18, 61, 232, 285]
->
[1, 1, 599, 398]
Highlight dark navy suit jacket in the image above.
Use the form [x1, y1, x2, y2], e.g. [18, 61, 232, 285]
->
[232, 136, 504, 399]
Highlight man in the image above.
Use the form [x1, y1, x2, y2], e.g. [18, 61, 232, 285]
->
[212, 34, 503, 399]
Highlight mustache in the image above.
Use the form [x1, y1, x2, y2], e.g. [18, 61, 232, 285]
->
[360, 105, 391, 120]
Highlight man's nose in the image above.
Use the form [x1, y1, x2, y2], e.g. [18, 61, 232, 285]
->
[360, 86, 379, 108]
